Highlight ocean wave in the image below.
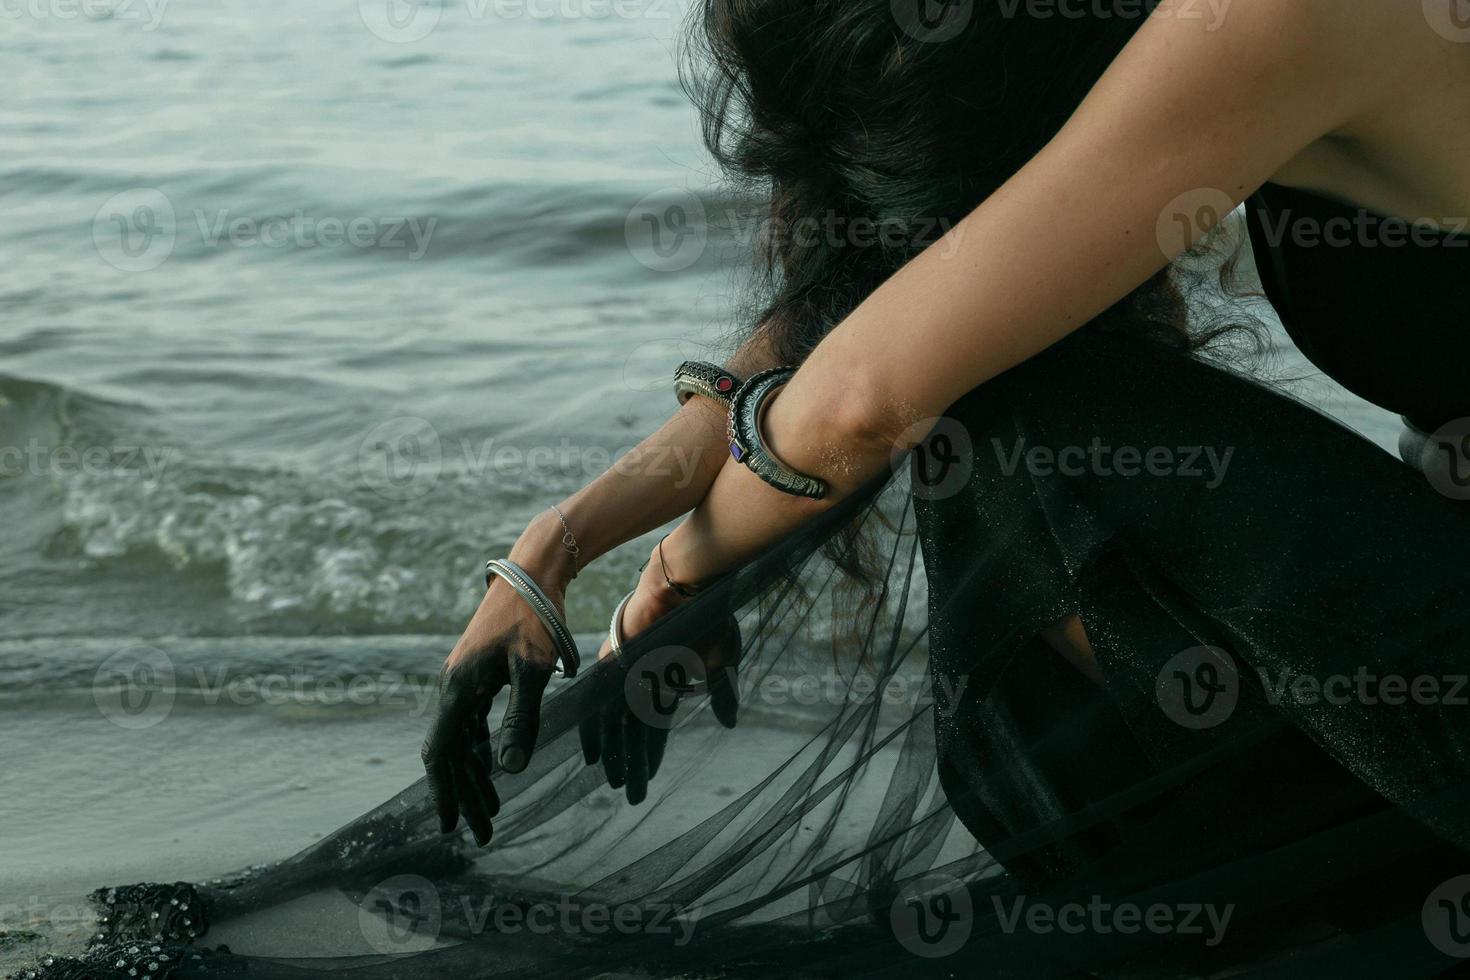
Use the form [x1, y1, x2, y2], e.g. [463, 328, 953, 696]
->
[0, 373, 150, 452]
[54, 461, 494, 634]
[12, 168, 760, 269]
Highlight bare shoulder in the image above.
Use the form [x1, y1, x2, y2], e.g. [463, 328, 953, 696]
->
[1126, 0, 1434, 98]
[1106, 0, 1470, 215]
[1208, 0, 1470, 218]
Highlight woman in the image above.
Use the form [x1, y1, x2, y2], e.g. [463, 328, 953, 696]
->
[418, 0, 1470, 969]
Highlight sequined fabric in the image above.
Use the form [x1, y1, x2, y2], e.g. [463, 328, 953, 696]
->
[6, 885, 224, 980]
[8, 942, 230, 980]
[92, 884, 208, 946]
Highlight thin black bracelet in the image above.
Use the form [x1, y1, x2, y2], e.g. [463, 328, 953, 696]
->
[726, 368, 829, 500]
[657, 535, 701, 599]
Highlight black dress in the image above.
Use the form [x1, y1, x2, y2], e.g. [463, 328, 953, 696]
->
[916, 181, 1470, 964]
[24, 187, 1470, 980]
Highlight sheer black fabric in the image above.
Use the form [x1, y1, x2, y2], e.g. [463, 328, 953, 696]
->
[14, 327, 1470, 979]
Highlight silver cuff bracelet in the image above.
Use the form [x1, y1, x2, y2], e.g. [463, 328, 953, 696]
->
[726, 367, 829, 500]
[674, 360, 742, 408]
[485, 558, 581, 676]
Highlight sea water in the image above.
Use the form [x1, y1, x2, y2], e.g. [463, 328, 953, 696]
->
[0, 0, 1403, 964]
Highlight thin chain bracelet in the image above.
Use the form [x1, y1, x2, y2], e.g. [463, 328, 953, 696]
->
[657, 534, 701, 598]
[549, 504, 582, 575]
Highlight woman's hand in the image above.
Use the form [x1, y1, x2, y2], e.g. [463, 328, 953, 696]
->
[418, 331, 782, 846]
[421, 511, 577, 847]
[579, 543, 742, 804]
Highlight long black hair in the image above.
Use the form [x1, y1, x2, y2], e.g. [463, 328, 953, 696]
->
[682, 0, 1240, 363]
[682, 0, 1257, 616]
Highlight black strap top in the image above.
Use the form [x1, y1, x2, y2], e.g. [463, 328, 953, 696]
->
[1243, 181, 1470, 433]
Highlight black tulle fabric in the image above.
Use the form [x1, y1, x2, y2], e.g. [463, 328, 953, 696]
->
[14, 327, 1470, 979]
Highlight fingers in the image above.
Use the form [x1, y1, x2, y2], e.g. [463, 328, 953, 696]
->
[497, 648, 552, 774]
[422, 678, 474, 835]
[452, 747, 494, 846]
[708, 664, 740, 730]
[466, 717, 502, 837]
[423, 658, 506, 842]
[624, 721, 649, 805]
[421, 741, 460, 835]
[579, 712, 601, 766]
[646, 725, 670, 781]
[600, 703, 627, 790]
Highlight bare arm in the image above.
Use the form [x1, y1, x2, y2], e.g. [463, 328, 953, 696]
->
[636, 0, 1402, 601]
[503, 322, 783, 591]
[422, 323, 780, 845]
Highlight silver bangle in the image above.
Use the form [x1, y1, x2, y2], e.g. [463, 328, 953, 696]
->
[484, 558, 581, 677]
[674, 360, 742, 408]
[726, 368, 829, 500]
[606, 589, 635, 658]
